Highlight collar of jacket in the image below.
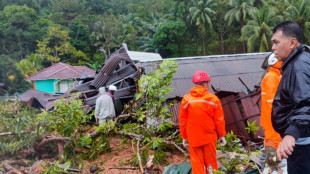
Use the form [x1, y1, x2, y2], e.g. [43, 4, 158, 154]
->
[268, 66, 281, 76]
[190, 86, 208, 97]
[281, 44, 305, 70]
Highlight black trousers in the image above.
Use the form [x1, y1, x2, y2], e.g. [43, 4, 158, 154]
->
[287, 143, 310, 173]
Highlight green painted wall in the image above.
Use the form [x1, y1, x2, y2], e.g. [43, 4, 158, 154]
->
[35, 79, 56, 93]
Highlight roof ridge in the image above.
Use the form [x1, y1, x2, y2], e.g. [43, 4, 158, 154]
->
[45, 66, 69, 78]
[25, 62, 62, 80]
[59, 62, 81, 75]
[25, 62, 82, 81]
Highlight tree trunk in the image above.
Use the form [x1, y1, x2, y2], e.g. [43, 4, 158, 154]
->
[220, 33, 225, 54]
[19, 38, 23, 60]
[240, 18, 247, 53]
[2, 39, 10, 55]
[1, 163, 23, 174]
[202, 30, 206, 55]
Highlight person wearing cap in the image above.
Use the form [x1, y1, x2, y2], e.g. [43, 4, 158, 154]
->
[179, 71, 226, 173]
[260, 53, 287, 173]
[95, 87, 115, 125]
[108, 85, 117, 101]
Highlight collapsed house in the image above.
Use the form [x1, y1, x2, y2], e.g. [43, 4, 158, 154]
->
[19, 89, 63, 110]
[140, 53, 269, 139]
[73, 46, 163, 114]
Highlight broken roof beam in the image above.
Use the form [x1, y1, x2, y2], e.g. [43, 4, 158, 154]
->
[105, 67, 137, 86]
[84, 86, 136, 106]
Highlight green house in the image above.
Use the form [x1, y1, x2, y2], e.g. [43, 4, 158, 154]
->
[25, 62, 95, 94]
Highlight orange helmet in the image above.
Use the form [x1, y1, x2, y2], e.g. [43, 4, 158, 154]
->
[192, 71, 211, 84]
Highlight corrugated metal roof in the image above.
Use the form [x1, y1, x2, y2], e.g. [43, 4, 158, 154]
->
[141, 52, 269, 98]
[90, 47, 136, 89]
[26, 62, 96, 81]
[127, 51, 162, 62]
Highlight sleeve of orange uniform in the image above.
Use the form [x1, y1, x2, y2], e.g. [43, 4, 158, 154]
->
[179, 97, 188, 139]
[214, 98, 226, 137]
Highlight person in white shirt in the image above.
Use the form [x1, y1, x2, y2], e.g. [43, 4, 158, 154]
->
[95, 87, 115, 125]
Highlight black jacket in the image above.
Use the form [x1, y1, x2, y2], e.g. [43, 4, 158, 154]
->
[272, 45, 310, 140]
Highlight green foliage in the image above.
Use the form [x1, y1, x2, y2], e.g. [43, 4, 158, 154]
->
[224, 0, 257, 26]
[152, 21, 187, 57]
[15, 53, 44, 78]
[68, 19, 91, 55]
[187, 0, 217, 55]
[42, 161, 73, 174]
[283, 0, 310, 43]
[36, 26, 89, 64]
[214, 171, 226, 174]
[39, 93, 91, 137]
[49, 0, 86, 26]
[134, 60, 178, 128]
[0, 101, 39, 155]
[240, 5, 280, 52]
[245, 120, 260, 135]
[76, 135, 111, 161]
[217, 131, 243, 153]
[0, 54, 31, 94]
[74, 121, 115, 161]
[154, 150, 168, 165]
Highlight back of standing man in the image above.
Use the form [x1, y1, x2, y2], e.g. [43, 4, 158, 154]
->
[271, 21, 310, 173]
[95, 87, 115, 125]
[179, 71, 226, 173]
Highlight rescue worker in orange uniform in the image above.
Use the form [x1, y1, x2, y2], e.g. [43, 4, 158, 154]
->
[179, 71, 226, 174]
[261, 53, 287, 173]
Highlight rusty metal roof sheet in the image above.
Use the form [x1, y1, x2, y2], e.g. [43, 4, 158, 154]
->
[90, 47, 136, 89]
[141, 52, 269, 98]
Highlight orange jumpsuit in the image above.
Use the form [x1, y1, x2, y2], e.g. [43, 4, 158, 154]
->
[179, 86, 226, 173]
[260, 61, 282, 149]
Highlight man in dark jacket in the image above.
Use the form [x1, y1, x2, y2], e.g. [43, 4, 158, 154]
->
[271, 21, 310, 173]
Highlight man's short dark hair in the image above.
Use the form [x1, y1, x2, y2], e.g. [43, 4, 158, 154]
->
[273, 21, 302, 42]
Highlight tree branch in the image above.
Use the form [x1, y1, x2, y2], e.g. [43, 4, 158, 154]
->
[1, 163, 23, 174]
[116, 131, 143, 140]
[137, 139, 144, 173]
[0, 131, 35, 136]
[35, 136, 70, 151]
[162, 140, 189, 157]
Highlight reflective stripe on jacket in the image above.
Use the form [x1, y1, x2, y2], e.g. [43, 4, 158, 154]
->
[179, 86, 226, 147]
